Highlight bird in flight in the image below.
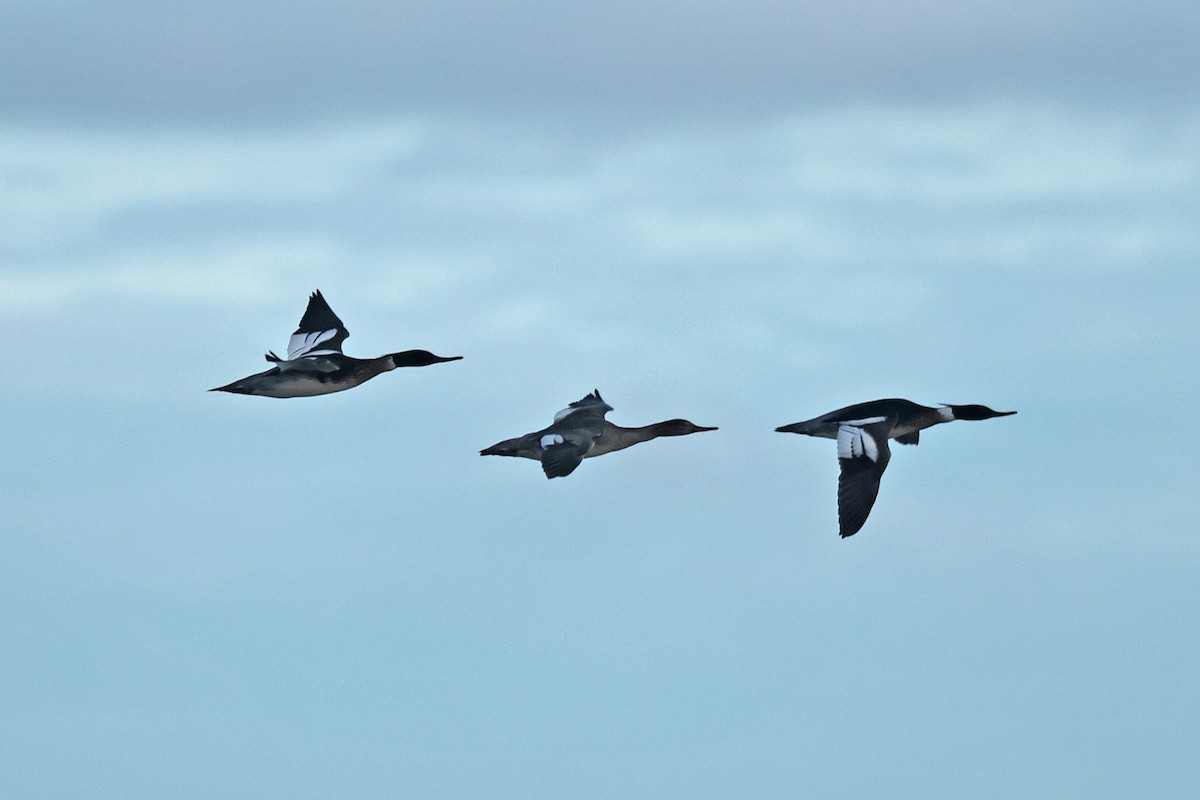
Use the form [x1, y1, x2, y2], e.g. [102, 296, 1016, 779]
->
[776, 399, 1016, 537]
[481, 390, 717, 478]
[211, 290, 462, 398]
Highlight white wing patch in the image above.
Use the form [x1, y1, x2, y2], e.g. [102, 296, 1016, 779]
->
[287, 329, 340, 360]
[553, 406, 580, 423]
[541, 434, 565, 448]
[837, 424, 881, 462]
[842, 415, 887, 427]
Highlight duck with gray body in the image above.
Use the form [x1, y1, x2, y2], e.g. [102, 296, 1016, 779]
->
[211, 290, 462, 398]
[776, 399, 1016, 538]
[481, 390, 718, 478]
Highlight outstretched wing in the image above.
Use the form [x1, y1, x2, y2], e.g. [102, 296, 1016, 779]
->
[287, 290, 350, 360]
[539, 395, 610, 478]
[552, 389, 613, 423]
[540, 434, 592, 478]
[835, 417, 894, 538]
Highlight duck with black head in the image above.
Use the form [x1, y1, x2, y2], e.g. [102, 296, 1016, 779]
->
[776, 399, 1016, 538]
[211, 290, 462, 398]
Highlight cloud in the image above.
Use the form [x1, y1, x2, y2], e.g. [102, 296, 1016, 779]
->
[0, 120, 423, 253]
[2, 1, 1198, 122]
[3, 104, 1196, 327]
[1, 99, 1194, 409]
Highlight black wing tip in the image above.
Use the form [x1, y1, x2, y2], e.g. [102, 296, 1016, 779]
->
[307, 289, 330, 305]
[837, 511, 870, 538]
[292, 291, 349, 349]
[837, 461, 884, 540]
[541, 464, 577, 479]
[838, 521, 866, 538]
[541, 447, 583, 478]
[304, 289, 332, 311]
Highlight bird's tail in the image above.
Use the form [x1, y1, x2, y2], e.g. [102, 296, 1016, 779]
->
[480, 440, 520, 457]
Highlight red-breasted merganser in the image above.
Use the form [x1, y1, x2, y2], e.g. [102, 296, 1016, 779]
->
[776, 399, 1016, 537]
[211, 290, 461, 398]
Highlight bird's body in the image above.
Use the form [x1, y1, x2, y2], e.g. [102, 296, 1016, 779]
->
[776, 399, 1016, 538]
[481, 390, 717, 478]
[211, 290, 461, 398]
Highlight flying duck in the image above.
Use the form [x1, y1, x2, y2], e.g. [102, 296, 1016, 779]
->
[776, 399, 1016, 538]
[211, 290, 462, 398]
[481, 390, 718, 478]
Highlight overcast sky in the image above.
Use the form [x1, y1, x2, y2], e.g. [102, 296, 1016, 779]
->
[3, 0, 1199, 121]
[2, 2, 1199, 798]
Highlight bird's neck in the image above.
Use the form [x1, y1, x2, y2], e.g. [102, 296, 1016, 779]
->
[591, 423, 664, 455]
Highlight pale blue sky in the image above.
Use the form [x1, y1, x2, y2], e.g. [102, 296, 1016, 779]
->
[2, 1, 1199, 798]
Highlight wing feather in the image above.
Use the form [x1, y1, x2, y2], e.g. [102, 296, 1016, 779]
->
[834, 418, 894, 537]
[287, 291, 349, 359]
[541, 443, 590, 478]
